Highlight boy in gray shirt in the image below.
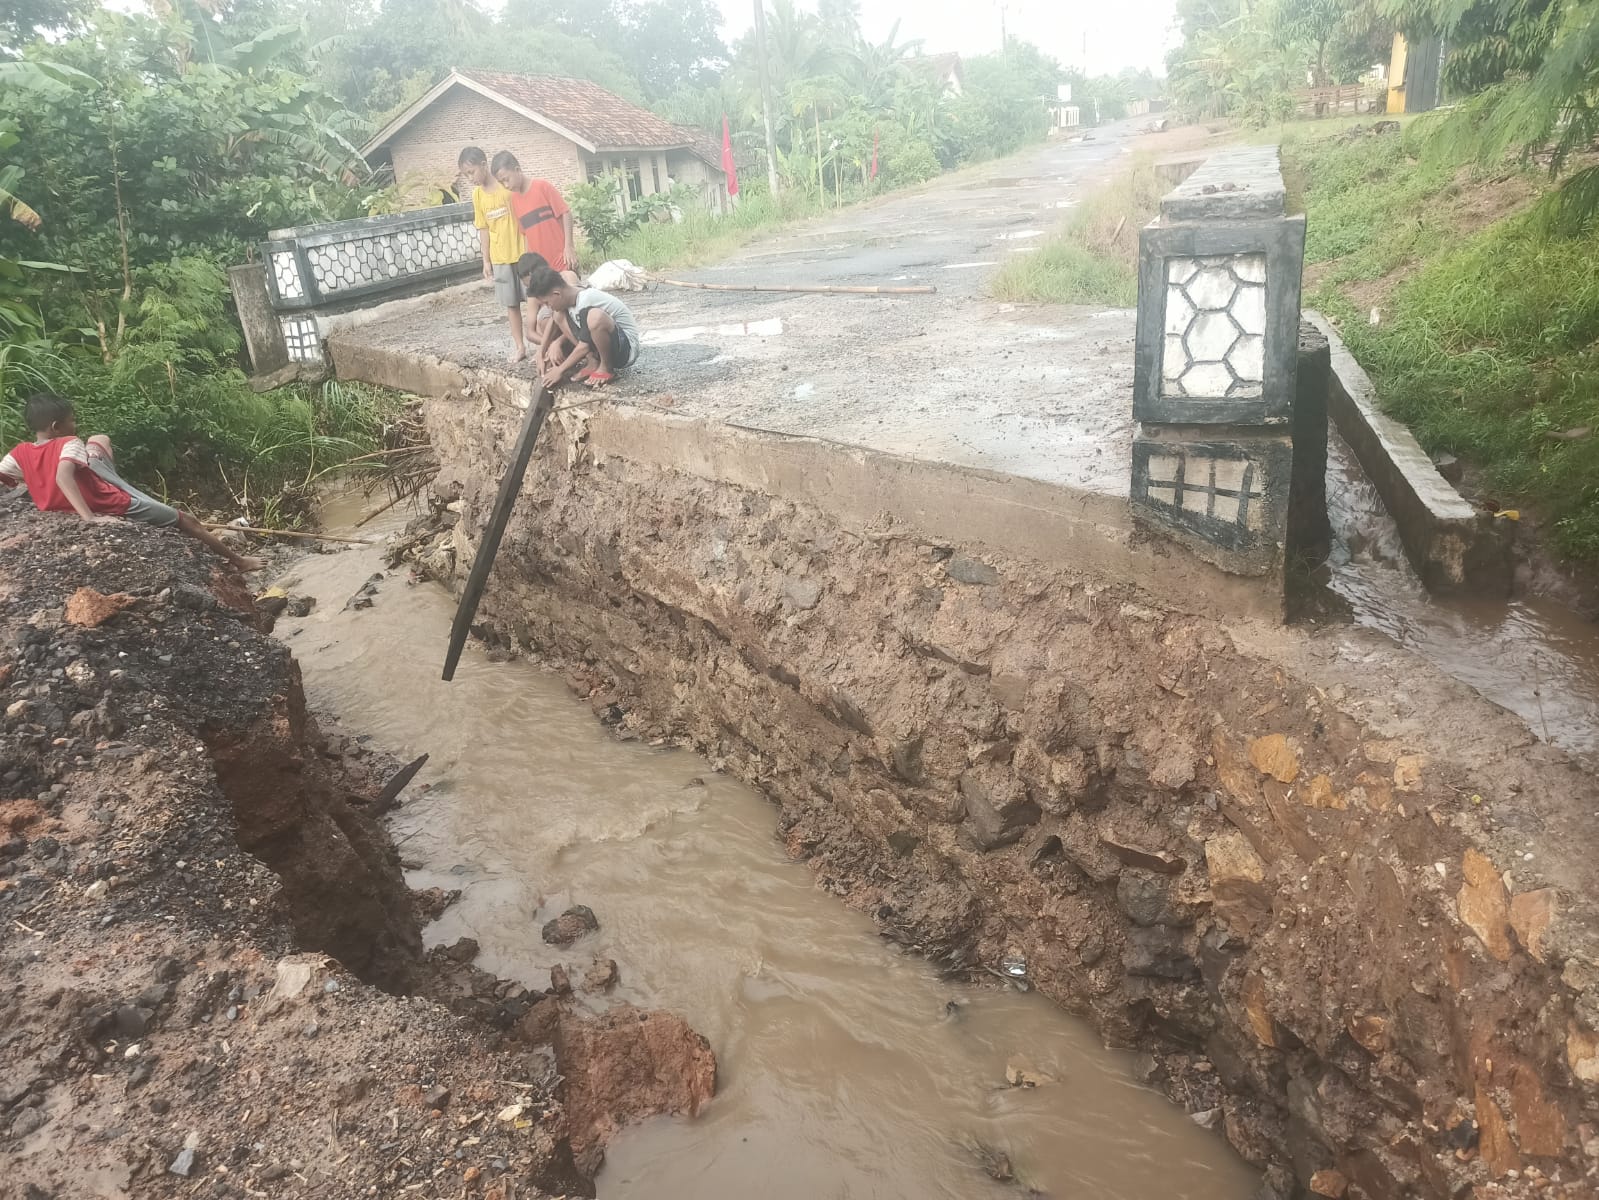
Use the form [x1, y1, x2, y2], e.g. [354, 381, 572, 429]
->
[524, 265, 641, 388]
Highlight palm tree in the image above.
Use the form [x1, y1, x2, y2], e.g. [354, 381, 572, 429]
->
[840, 18, 921, 111]
[786, 73, 849, 198]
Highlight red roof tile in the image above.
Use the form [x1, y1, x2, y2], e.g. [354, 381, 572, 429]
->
[459, 70, 693, 152]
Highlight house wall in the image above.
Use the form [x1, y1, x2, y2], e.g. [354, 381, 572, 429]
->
[665, 152, 728, 215]
[386, 86, 588, 201]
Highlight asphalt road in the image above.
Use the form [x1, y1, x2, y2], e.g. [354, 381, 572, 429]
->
[357, 122, 1155, 494]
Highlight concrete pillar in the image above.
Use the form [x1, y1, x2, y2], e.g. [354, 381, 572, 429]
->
[1129, 146, 1310, 602]
[228, 262, 290, 375]
[1290, 322, 1331, 563]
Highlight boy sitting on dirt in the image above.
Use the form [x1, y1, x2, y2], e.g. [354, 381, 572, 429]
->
[0, 393, 264, 574]
[523, 265, 641, 389]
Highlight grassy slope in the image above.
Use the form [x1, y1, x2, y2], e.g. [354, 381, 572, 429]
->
[1286, 126, 1599, 559]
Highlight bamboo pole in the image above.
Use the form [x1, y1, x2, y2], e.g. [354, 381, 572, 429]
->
[202, 523, 376, 546]
[442, 379, 555, 682]
[659, 279, 937, 296]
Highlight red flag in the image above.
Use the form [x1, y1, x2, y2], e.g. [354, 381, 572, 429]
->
[870, 127, 879, 180]
[721, 114, 740, 197]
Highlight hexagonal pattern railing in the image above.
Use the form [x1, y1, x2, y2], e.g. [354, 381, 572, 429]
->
[247, 203, 481, 366]
[1129, 146, 1310, 585]
[1161, 253, 1267, 400]
[261, 204, 479, 313]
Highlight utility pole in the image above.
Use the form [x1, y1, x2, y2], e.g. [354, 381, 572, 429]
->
[753, 0, 781, 196]
[999, 2, 1008, 58]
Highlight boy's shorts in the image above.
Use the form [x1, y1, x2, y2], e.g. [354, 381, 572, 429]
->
[492, 263, 526, 308]
[87, 456, 179, 527]
[571, 308, 637, 368]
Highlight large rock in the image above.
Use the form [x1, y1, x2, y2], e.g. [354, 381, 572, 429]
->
[555, 1004, 717, 1176]
[1457, 849, 1511, 962]
[1122, 926, 1197, 980]
[957, 766, 1040, 852]
[542, 905, 600, 947]
[1116, 870, 1199, 928]
[1205, 832, 1270, 934]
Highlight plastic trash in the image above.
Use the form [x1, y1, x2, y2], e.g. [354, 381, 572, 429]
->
[589, 259, 649, 292]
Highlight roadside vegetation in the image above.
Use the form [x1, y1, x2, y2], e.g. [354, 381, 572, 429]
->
[1291, 127, 1599, 558]
[989, 157, 1167, 306]
[2, 0, 1169, 510]
[0, 32, 408, 524]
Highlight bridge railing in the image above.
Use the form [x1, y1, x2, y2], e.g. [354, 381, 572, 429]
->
[1130, 145, 1323, 601]
[232, 204, 480, 372]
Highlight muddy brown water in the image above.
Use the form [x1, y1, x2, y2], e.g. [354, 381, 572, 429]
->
[277, 508, 1256, 1200]
[1323, 437, 1599, 756]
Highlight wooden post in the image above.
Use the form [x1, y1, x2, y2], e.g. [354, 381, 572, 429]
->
[442, 381, 555, 682]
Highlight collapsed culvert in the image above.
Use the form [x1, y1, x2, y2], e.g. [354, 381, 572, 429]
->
[339, 373, 1599, 1200]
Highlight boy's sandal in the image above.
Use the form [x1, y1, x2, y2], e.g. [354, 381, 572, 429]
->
[584, 371, 615, 388]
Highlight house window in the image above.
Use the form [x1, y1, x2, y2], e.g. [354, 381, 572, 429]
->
[584, 157, 604, 182]
[652, 159, 662, 194]
[623, 157, 643, 202]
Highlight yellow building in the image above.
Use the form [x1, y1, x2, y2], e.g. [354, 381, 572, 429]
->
[1386, 32, 1445, 114]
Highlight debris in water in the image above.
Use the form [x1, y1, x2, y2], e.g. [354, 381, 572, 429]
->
[960, 1136, 1014, 1183]
[374, 753, 429, 812]
[1000, 954, 1028, 979]
[1005, 1056, 1054, 1088]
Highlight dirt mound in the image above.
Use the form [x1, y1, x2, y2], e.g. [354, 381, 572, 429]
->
[0, 506, 715, 1196]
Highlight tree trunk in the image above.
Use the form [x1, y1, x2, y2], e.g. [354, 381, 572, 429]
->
[814, 109, 824, 203]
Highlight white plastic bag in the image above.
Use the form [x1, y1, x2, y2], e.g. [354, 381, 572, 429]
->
[589, 259, 649, 292]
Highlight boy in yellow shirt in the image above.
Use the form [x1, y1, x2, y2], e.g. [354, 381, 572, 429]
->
[460, 145, 528, 363]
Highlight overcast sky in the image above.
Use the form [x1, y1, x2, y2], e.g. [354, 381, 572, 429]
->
[711, 0, 1181, 77]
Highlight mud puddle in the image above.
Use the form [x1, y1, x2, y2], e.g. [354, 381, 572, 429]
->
[1324, 435, 1599, 755]
[275, 511, 1255, 1200]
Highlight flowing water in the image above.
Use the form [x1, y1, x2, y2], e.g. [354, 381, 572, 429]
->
[276, 509, 1257, 1200]
[1322, 437, 1599, 756]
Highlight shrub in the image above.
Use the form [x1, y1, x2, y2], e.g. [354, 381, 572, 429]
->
[883, 138, 940, 187]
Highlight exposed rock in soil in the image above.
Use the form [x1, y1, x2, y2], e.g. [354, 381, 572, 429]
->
[0, 507, 716, 1197]
[555, 1004, 717, 1176]
[418, 396, 1599, 1200]
[543, 904, 600, 946]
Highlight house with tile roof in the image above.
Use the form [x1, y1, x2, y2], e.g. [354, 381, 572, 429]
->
[908, 53, 963, 96]
[361, 69, 731, 215]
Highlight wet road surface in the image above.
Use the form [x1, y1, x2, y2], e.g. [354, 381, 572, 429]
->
[346, 126, 1152, 494]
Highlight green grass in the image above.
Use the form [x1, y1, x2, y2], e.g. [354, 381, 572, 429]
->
[2, 370, 411, 525]
[989, 156, 1167, 306]
[1282, 127, 1599, 558]
[1326, 211, 1599, 557]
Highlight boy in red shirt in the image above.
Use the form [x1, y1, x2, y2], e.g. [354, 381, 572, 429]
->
[490, 151, 577, 274]
[1, 393, 264, 574]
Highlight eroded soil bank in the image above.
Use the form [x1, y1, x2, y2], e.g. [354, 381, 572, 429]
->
[0, 502, 713, 1198]
[409, 391, 1599, 1200]
[276, 517, 1256, 1199]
